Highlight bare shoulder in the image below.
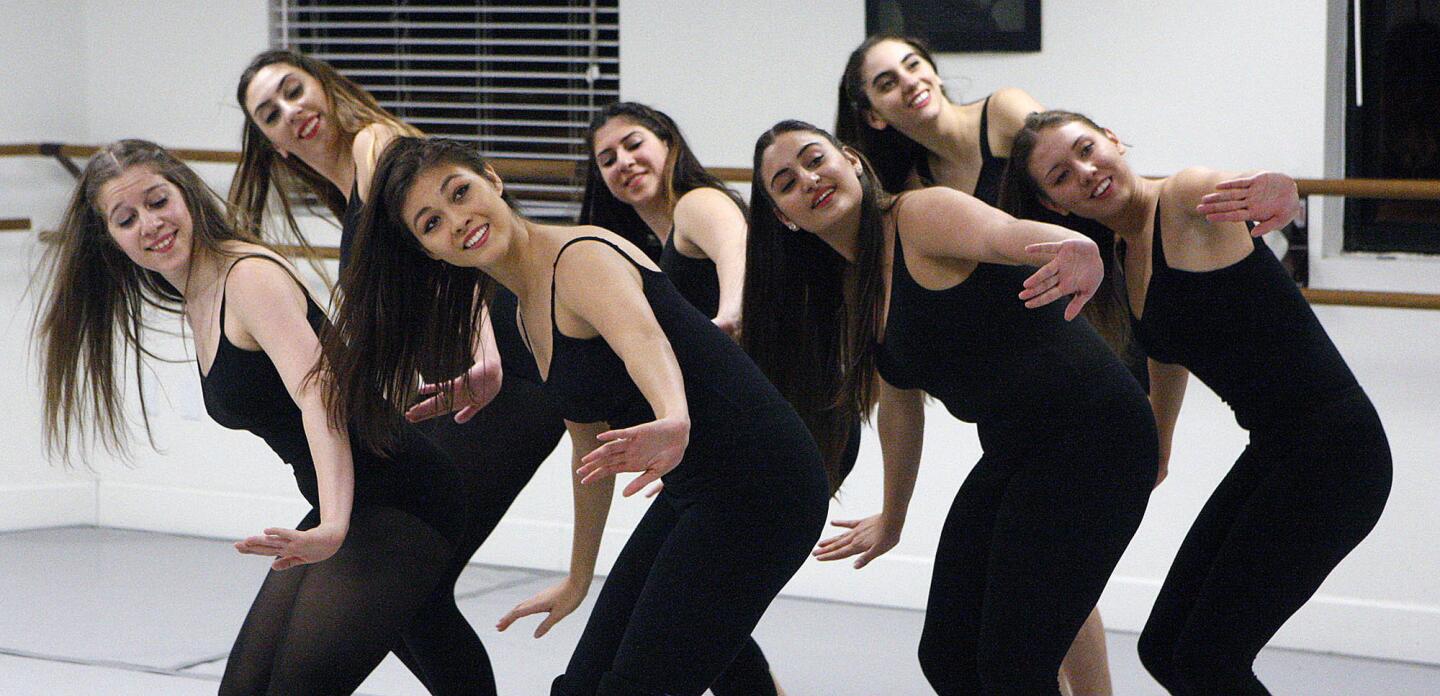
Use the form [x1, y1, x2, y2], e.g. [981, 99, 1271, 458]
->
[987, 87, 1044, 145]
[674, 186, 741, 219]
[1164, 167, 1228, 214]
[222, 253, 309, 327]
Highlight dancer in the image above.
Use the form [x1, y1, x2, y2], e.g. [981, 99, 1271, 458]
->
[323, 136, 829, 696]
[581, 101, 818, 696]
[36, 140, 470, 694]
[748, 121, 1156, 695]
[837, 37, 1130, 689]
[234, 49, 567, 693]
[999, 110, 1392, 694]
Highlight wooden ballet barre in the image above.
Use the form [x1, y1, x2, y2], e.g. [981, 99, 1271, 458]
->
[1296, 178, 1440, 201]
[1300, 288, 1440, 311]
[0, 217, 32, 232]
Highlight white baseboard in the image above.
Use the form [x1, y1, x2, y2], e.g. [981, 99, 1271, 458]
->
[0, 482, 95, 531]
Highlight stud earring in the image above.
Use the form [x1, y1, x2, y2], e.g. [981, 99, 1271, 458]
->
[785, 222, 798, 231]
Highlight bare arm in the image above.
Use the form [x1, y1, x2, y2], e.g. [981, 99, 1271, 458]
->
[1147, 359, 1190, 488]
[814, 376, 925, 569]
[226, 258, 352, 569]
[899, 187, 1103, 319]
[496, 419, 614, 637]
[1177, 166, 1301, 236]
[351, 122, 402, 203]
[558, 241, 691, 497]
[673, 188, 747, 337]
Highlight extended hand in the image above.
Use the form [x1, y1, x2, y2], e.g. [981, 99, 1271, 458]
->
[812, 514, 902, 569]
[405, 359, 502, 424]
[1020, 238, 1103, 320]
[495, 577, 588, 638]
[1197, 172, 1301, 236]
[234, 523, 346, 571]
[575, 418, 690, 497]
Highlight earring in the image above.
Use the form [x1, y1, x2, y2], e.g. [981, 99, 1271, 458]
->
[785, 222, 798, 231]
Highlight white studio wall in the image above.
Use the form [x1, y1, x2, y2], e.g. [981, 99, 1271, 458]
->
[0, 0, 1434, 667]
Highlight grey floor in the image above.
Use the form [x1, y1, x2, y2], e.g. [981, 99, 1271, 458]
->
[1, 528, 1436, 695]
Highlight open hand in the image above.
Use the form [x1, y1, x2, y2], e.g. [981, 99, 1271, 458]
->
[495, 577, 588, 638]
[575, 418, 689, 497]
[235, 523, 346, 571]
[812, 514, 902, 569]
[1020, 238, 1103, 320]
[406, 358, 502, 424]
[1197, 172, 1301, 236]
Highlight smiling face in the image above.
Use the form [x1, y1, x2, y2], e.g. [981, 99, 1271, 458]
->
[400, 162, 517, 268]
[591, 117, 671, 209]
[243, 63, 338, 161]
[858, 39, 944, 132]
[96, 166, 194, 276]
[760, 130, 866, 235]
[1025, 120, 1133, 219]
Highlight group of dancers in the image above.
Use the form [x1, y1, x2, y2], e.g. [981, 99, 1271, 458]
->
[34, 33, 1392, 696]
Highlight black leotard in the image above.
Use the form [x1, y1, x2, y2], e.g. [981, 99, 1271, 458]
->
[340, 182, 565, 695]
[207, 254, 467, 695]
[1127, 206, 1361, 428]
[200, 254, 465, 544]
[659, 228, 720, 319]
[917, 94, 1006, 205]
[541, 236, 827, 696]
[875, 221, 1155, 694]
[1124, 205, 1391, 694]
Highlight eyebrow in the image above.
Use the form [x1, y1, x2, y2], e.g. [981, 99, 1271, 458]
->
[251, 72, 295, 117]
[108, 183, 169, 219]
[597, 130, 641, 160]
[1045, 134, 1088, 181]
[869, 52, 916, 88]
[410, 173, 465, 230]
[768, 141, 821, 189]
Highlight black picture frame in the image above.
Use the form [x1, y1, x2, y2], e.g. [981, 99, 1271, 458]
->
[866, 0, 1042, 53]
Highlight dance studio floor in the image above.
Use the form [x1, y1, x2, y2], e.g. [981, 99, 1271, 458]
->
[1, 527, 1436, 695]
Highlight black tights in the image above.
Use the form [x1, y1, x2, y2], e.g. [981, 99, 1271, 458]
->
[918, 405, 1156, 695]
[395, 376, 567, 695]
[1137, 394, 1391, 694]
[219, 505, 453, 695]
[551, 478, 825, 696]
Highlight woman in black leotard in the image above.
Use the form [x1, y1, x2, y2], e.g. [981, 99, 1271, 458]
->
[1000, 110, 1392, 695]
[579, 101, 794, 696]
[232, 49, 567, 694]
[839, 35, 1148, 427]
[837, 39, 1127, 690]
[748, 121, 1155, 695]
[36, 140, 470, 694]
[320, 136, 828, 696]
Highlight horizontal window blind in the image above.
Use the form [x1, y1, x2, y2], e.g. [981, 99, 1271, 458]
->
[271, 0, 619, 221]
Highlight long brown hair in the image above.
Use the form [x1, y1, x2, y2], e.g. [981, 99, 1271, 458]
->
[743, 121, 891, 494]
[579, 102, 746, 259]
[836, 34, 945, 194]
[229, 49, 421, 260]
[36, 140, 262, 463]
[997, 110, 1133, 353]
[321, 137, 509, 452]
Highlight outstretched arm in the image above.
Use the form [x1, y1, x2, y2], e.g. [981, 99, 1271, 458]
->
[226, 258, 352, 570]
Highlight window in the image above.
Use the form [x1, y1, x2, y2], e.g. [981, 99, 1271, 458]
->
[271, 0, 619, 221]
[1343, 0, 1440, 254]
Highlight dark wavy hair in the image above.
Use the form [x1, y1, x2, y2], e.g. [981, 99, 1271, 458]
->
[229, 49, 421, 265]
[321, 137, 514, 452]
[836, 34, 946, 194]
[743, 121, 892, 494]
[36, 140, 264, 463]
[579, 102, 746, 260]
[998, 109, 1133, 353]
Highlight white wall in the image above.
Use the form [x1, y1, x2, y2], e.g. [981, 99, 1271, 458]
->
[0, 1, 100, 529]
[3, 0, 1437, 668]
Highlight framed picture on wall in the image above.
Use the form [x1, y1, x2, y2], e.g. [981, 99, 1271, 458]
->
[866, 0, 1042, 52]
